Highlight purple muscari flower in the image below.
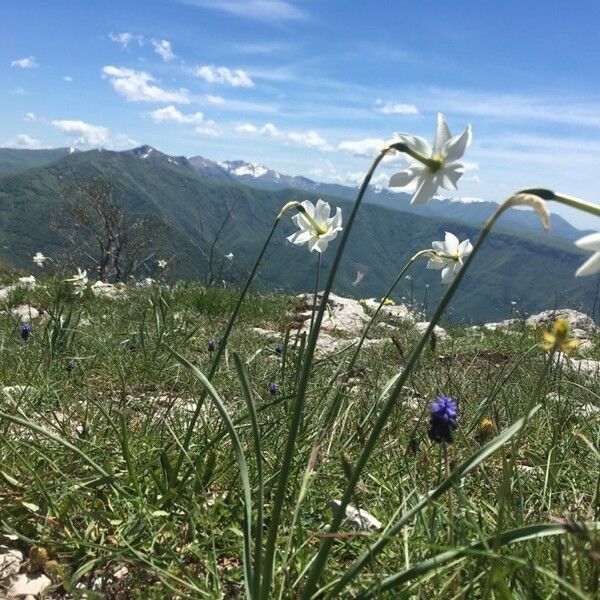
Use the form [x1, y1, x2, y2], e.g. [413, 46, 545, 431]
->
[267, 382, 279, 396]
[428, 395, 458, 444]
[274, 343, 284, 355]
[208, 339, 217, 352]
[20, 323, 32, 341]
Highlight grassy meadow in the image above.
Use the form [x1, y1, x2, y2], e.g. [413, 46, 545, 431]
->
[1, 278, 599, 598]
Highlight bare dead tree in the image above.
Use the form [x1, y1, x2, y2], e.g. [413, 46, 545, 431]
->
[55, 178, 164, 282]
[189, 197, 237, 287]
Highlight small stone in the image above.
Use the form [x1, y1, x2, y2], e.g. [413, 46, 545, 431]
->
[330, 500, 382, 531]
[113, 565, 129, 580]
[0, 546, 23, 579]
[415, 322, 450, 340]
[575, 403, 600, 419]
[5, 573, 51, 597]
[10, 304, 40, 322]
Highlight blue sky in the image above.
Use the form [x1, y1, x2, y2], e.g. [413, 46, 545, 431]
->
[2, 0, 600, 227]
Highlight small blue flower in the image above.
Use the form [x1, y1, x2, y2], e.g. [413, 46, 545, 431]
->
[208, 339, 217, 352]
[428, 395, 458, 444]
[267, 382, 278, 396]
[274, 343, 284, 354]
[20, 323, 32, 341]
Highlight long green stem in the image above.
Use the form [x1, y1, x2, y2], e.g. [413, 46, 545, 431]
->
[300, 194, 550, 597]
[172, 218, 281, 482]
[259, 149, 389, 600]
[308, 253, 321, 339]
[319, 249, 431, 434]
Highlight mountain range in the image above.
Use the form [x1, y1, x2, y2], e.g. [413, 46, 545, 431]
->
[0, 144, 596, 323]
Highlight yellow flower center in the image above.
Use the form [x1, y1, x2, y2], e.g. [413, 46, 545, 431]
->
[428, 155, 444, 173]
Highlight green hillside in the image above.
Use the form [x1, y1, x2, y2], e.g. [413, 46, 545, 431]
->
[0, 147, 73, 177]
[0, 148, 596, 323]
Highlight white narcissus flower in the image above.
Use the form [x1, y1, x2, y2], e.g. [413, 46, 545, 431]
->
[388, 113, 472, 205]
[66, 268, 88, 296]
[157, 259, 168, 268]
[33, 252, 48, 267]
[287, 199, 343, 253]
[225, 252, 234, 260]
[18, 275, 36, 289]
[427, 232, 473, 284]
[574, 232, 600, 277]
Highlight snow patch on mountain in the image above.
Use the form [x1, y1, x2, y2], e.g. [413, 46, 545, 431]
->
[431, 194, 489, 204]
[219, 160, 269, 178]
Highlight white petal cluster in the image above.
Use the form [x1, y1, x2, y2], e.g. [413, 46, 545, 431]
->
[157, 259, 168, 268]
[427, 232, 473, 284]
[287, 199, 343, 253]
[575, 232, 600, 277]
[389, 113, 471, 205]
[66, 268, 88, 296]
[33, 252, 48, 267]
[17, 275, 36, 289]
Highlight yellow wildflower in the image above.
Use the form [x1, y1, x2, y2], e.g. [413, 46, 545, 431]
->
[542, 319, 579, 354]
[383, 298, 395, 306]
[478, 418, 494, 438]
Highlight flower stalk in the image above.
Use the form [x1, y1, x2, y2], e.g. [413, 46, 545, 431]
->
[300, 189, 597, 597]
[259, 148, 389, 600]
[171, 215, 283, 484]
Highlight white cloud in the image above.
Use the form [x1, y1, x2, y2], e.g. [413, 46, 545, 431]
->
[63, 75, 73, 82]
[150, 105, 204, 124]
[11, 87, 26, 95]
[205, 94, 225, 105]
[102, 66, 190, 103]
[288, 130, 330, 150]
[235, 41, 290, 54]
[3, 134, 45, 149]
[375, 99, 419, 115]
[337, 138, 385, 157]
[24, 112, 36, 122]
[194, 65, 254, 88]
[236, 123, 257, 134]
[196, 121, 220, 137]
[11, 56, 38, 69]
[236, 122, 280, 136]
[109, 32, 143, 48]
[260, 122, 280, 137]
[152, 39, 176, 62]
[309, 163, 389, 187]
[422, 88, 600, 128]
[181, 0, 307, 22]
[52, 120, 110, 146]
[113, 133, 139, 148]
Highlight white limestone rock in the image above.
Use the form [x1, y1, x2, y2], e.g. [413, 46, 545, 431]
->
[330, 500, 382, 531]
[415, 322, 450, 340]
[10, 305, 40, 322]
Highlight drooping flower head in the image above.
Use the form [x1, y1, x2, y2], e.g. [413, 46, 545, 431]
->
[388, 113, 472, 205]
[542, 319, 579, 354]
[574, 232, 600, 277]
[20, 323, 32, 341]
[274, 343, 284, 355]
[267, 382, 279, 396]
[208, 339, 217, 352]
[428, 395, 458, 444]
[426, 232, 473, 284]
[287, 199, 343, 253]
